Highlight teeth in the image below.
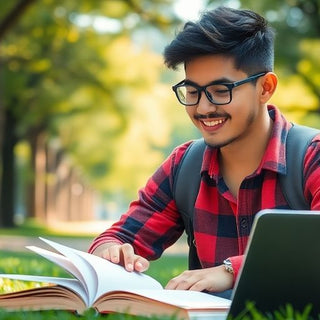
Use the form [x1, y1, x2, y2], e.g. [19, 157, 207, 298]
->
[203, 119, 224, 127]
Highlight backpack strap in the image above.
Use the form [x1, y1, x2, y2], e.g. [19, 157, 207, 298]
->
[173, 139, 205, 269]
[279, 123, 319, 209]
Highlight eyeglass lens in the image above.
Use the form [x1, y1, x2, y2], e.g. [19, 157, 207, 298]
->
[176, 84, 231, 105]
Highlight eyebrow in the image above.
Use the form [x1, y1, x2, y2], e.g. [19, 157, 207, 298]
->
[183, 77, 235, 86]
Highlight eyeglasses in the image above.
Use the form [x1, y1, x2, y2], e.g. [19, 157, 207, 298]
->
[172, 72, 267, 106]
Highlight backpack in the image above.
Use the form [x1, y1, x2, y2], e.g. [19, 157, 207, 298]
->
[173, 124, 319, 269]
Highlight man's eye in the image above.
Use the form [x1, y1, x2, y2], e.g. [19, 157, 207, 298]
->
[208, 85, 229, 96]
[215, 89, 229, 94]
[187, 90, 198, 95]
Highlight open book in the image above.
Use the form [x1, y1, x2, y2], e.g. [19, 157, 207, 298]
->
[0, 238, 231, 319]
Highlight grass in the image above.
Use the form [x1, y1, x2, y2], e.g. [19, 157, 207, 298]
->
[0, 221, 317, 319]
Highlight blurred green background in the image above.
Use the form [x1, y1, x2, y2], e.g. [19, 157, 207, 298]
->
[0, 0, 319, 229]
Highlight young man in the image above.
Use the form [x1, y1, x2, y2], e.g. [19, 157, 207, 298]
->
[88, 6, 320, 296]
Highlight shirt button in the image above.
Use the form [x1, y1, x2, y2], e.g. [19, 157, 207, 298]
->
[240, 218, 248, 229]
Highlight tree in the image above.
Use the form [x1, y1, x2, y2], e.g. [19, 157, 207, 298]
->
[0, 0, 37, 226]
[0, 0, 36, 40]
[0, 0, 181, 226]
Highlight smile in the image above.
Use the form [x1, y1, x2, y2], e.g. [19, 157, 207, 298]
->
[202, 119, 226, 127]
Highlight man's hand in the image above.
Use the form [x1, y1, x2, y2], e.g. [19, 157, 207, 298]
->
[165, 265, 233, 292]
[92, 242, 150, 273]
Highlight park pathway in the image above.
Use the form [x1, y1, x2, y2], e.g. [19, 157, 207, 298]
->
[0, 235, 188, 255]
[0, 235, 93, 252]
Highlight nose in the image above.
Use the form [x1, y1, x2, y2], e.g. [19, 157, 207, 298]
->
[196, 91, 217, 114]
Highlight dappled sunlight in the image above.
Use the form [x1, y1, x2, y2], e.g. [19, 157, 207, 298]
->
[100, 36, 162, 86]
[271, 75, 318, 112]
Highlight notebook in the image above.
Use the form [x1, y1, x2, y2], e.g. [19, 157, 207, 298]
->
[227, 209, 320, 318]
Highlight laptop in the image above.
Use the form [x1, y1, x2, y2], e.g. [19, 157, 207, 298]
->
[227, 209, 320, 318]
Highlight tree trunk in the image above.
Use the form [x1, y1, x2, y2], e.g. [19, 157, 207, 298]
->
[26, 130, 47, 221]
[0, 61, 4, 218]
[34, 132, 47, 221]
[0, 0, 37, 41]
[0, 109, 17, 227]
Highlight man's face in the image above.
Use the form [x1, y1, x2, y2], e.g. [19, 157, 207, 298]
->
[184, 55, 264, 148]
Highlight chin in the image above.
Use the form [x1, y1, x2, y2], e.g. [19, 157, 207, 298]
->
[204, 136, 237, 149]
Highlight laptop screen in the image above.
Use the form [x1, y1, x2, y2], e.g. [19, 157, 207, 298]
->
[229, 209, 320, 318]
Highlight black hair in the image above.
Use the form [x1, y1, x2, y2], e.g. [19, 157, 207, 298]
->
[164, 6, 275, 75]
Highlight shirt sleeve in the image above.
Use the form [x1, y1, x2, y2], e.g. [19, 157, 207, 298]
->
[88, 141, 193, 260]
[228, 255, 244, 283]
[303, 134, 320, 210]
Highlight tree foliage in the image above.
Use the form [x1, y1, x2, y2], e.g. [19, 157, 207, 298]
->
[0, 0, 190, 226]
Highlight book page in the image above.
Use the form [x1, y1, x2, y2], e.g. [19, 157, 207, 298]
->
[26, 246, 84, 282]
[35, 238, 99, 305]
[26, 245, 92, 305]
[122, 289, 231, 309]
[39, 238, 163, 304]
[73, 249, 163, 301]
[0, 274, 87, 304]
[0, 285, 86, 314]
[94, 289, 230, 319]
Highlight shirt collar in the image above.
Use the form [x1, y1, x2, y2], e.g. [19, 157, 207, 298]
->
[201, 105, 292, 179]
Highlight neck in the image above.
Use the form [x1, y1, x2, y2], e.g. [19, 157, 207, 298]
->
[219, 109, 273, 197]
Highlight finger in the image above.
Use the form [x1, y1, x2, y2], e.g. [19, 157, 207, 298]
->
[165, 274, 181, 290]
[121, 243, 135, 272]
[165, 277, 178, 290]
[106, 245, 121, 264]
[100, 248, 111, 260]
[188, 280, 208, 292]
[165, 273, 193, 290]
[166, 278, 193, 290]
[134, 257, 150, 272]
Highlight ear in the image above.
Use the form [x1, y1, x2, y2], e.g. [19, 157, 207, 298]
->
[260, 72, 277, 103]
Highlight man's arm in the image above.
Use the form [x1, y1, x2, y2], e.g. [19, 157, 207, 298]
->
[88, 142, 191, 269]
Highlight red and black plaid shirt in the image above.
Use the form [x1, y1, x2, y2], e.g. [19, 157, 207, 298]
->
[89, 105, 320, 281]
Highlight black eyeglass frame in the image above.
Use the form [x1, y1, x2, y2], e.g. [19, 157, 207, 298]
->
[172, 72, 267, 106]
